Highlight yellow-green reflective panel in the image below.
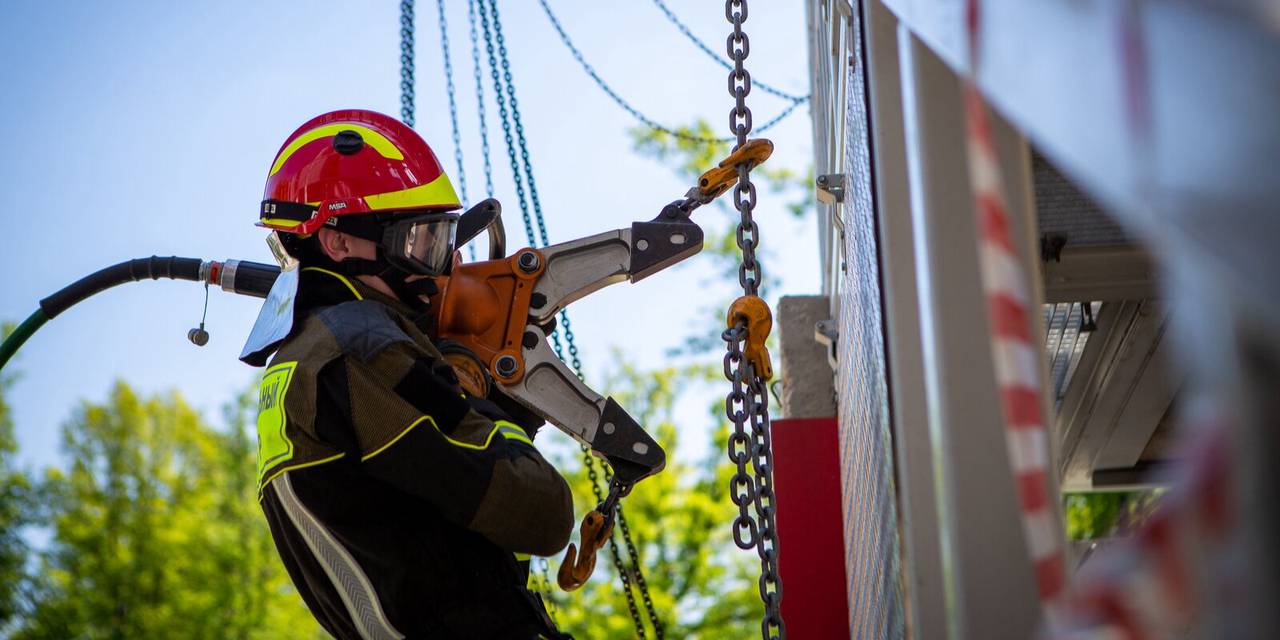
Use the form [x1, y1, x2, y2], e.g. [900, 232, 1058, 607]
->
[257, 361, 298, 484]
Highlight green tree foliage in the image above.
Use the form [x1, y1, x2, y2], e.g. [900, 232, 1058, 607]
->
[13, 382, 322, 639]
[0, 119, 817, 638]
[543, 361, 762, 639]
[0, 323, 36, 628]
[1063, 491, 1164, 541]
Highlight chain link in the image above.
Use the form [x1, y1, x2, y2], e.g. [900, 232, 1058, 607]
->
[617, 506, 662, 636]
[475, 0, 571, 385]
[465, 0, 495, 199]
[434, 0, 477, 261]
[536, 0, 803, 145]
[475, 0, 536, 250]
[723, 330, 760, 549]
[559, 310, 583, 374]
[485, 3, 553, 251]
[537, 556, 559, 626]
[582, 447, 648, 639]
[559, 281, 658, 637]
[436, 0, 465, 203]
[399, 0, 415, 127]
[649, 0, 808, 103]
[473, 2, 660, 635]
[747, 359, 783, 638]
[722, 2, 784, 638]
[572, 338, 660, 638]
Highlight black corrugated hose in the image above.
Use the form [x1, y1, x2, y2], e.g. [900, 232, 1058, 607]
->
[0, 256, 279, 372]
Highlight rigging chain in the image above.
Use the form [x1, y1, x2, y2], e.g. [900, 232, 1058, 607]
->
[479, 0, 591, 444]
[475, 1, 662, 637]
[475, 0, 536, 256]
[399, 0, 416, 127]
[649, 0, 808, 103]
[720, 1, 785, 639]
[466, 0, 496, 199]
[434, 0, 477, 261]
[536, 0, 804, 146]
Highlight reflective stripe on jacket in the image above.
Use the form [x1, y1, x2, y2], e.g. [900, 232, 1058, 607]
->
[256, 268, 574, 639]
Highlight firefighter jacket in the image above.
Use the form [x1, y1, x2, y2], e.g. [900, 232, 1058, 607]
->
[254, 267, 575, 639]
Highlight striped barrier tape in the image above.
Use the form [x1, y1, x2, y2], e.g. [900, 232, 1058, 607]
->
[963, 0, 1067, 626]
[1055, 420, 1231, 640]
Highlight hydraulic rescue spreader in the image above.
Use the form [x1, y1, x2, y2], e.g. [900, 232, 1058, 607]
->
[0, 138, 774, 590]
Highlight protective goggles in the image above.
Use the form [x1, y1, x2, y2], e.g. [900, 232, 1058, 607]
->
[374, 211, 459, 276]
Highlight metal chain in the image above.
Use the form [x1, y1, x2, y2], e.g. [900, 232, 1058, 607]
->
[475, 0, 570, 363]
[746, 359, 783, 639]
[474, 2, 660, 635]
[434, 0, 477, 261]
[559, 310, 582, 374]
[649, 0, 808, 103]
[617, 507, 662, 636]
[436, 0, 466, 203]
[551, 257, 657, 636]
[584, 447, 648, 639]
[399, 0, 416, 127]
[569, 322, 660, 637]
[476, 0, 536, 249]
[485, 1, 553, 251]
[466, 0, 495, 199]
[463, 0, 573, 614]
[536, 0, 803, 145]
[722, 2, 783, 638]
[536, 556, 560, 626]
[724, 331, 760, 549]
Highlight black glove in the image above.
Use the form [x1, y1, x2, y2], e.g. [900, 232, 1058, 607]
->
[434, 339, 546, 440]
[486, 388, 546, 440]
[464, 392, 545, 441]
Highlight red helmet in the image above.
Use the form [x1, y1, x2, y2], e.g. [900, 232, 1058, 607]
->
[260, 109, 461, 275]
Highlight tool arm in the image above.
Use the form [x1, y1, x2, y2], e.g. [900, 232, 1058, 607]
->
[495, 206, 705, 483]
[527, 207, 704, 325]
[497, 324, 664, 485]
[447, 139, 776, 486]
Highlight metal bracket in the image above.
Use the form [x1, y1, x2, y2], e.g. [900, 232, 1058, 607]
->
[816, 173, 846, 204]
[1040, 233, 1067, 262]
[1079, 301, 1097, 333]
[815, 319, 839, 370]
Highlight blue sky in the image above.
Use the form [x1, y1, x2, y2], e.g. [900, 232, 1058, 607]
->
[0, 1, 816, 472]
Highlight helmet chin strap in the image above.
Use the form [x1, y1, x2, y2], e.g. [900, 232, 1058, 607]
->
[333, 247, 438, 313]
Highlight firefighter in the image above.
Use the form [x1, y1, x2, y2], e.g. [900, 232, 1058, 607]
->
[246, 109, 574, 639]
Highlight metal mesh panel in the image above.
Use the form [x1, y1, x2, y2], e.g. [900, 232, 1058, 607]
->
[1042, 301, 1101, 409]
[833, 5, 906, 637]
[1033, 151, 1130, 247]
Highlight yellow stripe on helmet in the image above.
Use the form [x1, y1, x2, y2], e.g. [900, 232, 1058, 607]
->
[268, 123, 405, 177]
[259, 218, 303, 229]
[363, 172, 460, 211]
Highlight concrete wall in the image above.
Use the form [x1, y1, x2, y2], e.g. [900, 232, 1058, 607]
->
[777, 295, 838, 419]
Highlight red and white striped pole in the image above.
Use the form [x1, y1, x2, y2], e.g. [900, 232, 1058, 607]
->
[962, 0, 1067, 626]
